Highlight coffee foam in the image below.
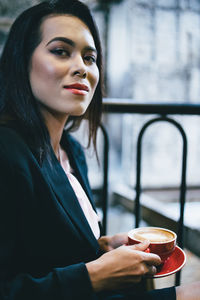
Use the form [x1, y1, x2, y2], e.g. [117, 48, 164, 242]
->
[132, 228, 174, 243]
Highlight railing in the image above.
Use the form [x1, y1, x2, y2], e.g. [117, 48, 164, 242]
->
[103, 98, 200, 115]
[100, 98, 200, 286]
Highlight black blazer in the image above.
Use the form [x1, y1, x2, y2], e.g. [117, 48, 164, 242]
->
[0, 126, 176, 300]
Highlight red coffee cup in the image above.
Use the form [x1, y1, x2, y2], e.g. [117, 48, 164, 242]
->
[128, 227, 177, 263]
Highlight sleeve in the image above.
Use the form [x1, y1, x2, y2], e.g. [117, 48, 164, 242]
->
[142, 286, 176, 300]
[0, 263, 94, 300]
[0, 145, 95, 300]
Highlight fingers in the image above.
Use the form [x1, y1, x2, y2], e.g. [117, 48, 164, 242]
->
[111, 233, 128, 247]
[128, 243, 162, 266]
[98, 236, 113, 252]
[129, 240, 150, 251]
[141, 251, 162, 266]
[145, 265, 158, 277]
[98, 234, 129, 252]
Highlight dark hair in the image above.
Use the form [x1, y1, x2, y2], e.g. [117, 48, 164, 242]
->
[0, 0, 103, 162]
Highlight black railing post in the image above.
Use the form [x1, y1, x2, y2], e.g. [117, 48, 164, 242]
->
[135, 116, 187, 286]
[175, 122, 187, 285]
[100, 123, 109, 235]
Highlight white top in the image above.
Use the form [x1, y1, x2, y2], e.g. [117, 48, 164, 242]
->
[59, 146, 100, 240]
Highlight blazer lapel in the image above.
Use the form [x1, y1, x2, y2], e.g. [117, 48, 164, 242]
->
[41, 143, 99, 252]
[62, 133, 97, 211]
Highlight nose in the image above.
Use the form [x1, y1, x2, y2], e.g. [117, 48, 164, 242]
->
[71, 54, 87, 79]
[73, 70, 86, 79]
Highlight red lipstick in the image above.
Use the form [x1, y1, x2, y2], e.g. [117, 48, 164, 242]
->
[64, 83, 89, 95]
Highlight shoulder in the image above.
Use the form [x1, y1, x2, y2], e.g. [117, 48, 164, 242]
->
[0, 125, 38, 170]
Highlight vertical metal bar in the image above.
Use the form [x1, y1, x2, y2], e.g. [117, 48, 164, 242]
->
[135, 120, 157, 228]
[135, 116, 187, 286]
[135, 127, 145, 228]
[175, 125, 187, 286]
[100, 124, 109, 235]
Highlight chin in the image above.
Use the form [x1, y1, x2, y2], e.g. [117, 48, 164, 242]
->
[73, 111, 86, 117]
[71, 106, 88, 116]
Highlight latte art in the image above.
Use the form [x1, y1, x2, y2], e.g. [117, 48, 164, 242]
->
[132, 228, 174, 243]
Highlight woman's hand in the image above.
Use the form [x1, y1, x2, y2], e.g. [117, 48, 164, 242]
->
[98, 233, 128, 252]
[86, 241, 161, 292]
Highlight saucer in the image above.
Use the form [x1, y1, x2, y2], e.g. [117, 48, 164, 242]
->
[153, 246, 186, 278]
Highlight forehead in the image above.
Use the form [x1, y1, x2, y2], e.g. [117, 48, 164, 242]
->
[39, 14, 95, 47]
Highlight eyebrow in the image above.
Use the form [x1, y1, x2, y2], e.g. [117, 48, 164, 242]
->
[46, 37, 97, 54]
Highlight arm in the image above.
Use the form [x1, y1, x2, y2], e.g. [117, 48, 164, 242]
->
[0, 263, 93, 300]
[0, 145, 94, 300]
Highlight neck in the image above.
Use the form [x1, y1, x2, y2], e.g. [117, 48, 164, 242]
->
[40, 107, 69, 160]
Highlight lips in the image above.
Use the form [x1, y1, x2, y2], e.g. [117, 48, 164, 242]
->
[63, 83, 89, 92]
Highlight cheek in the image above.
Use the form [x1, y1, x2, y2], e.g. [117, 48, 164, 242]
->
[30, 58, 60, 84]
[29, 55, 63, 103]
[91, 67, 100, 91]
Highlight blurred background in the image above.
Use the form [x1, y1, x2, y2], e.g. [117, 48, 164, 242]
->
[1, 0, 200, 289]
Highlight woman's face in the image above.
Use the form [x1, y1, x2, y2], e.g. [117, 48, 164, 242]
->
[29, 15, 99, 121]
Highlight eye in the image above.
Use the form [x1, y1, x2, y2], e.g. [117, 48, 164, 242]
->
[84, 55, 97, 64]
[50, 48, 70, 57]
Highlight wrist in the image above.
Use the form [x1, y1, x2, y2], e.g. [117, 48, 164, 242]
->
[86, 260, 104, 292]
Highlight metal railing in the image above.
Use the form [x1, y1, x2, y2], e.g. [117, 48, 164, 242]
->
[100, 98, 200, 285]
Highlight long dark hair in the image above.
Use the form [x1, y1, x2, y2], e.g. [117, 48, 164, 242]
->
[0, 0, 103, 162]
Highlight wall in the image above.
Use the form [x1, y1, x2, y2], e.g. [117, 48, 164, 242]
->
[0, 0, 39, 49]
[107, 0, 200, 102]
[92, 0, 200, 188]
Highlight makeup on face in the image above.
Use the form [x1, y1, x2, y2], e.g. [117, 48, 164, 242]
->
[29, 15, 99, 121]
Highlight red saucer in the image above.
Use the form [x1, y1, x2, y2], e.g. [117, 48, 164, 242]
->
[153, 246, 186, 278]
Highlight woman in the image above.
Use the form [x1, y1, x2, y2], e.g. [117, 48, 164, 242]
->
[0, 0, 199, 299]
